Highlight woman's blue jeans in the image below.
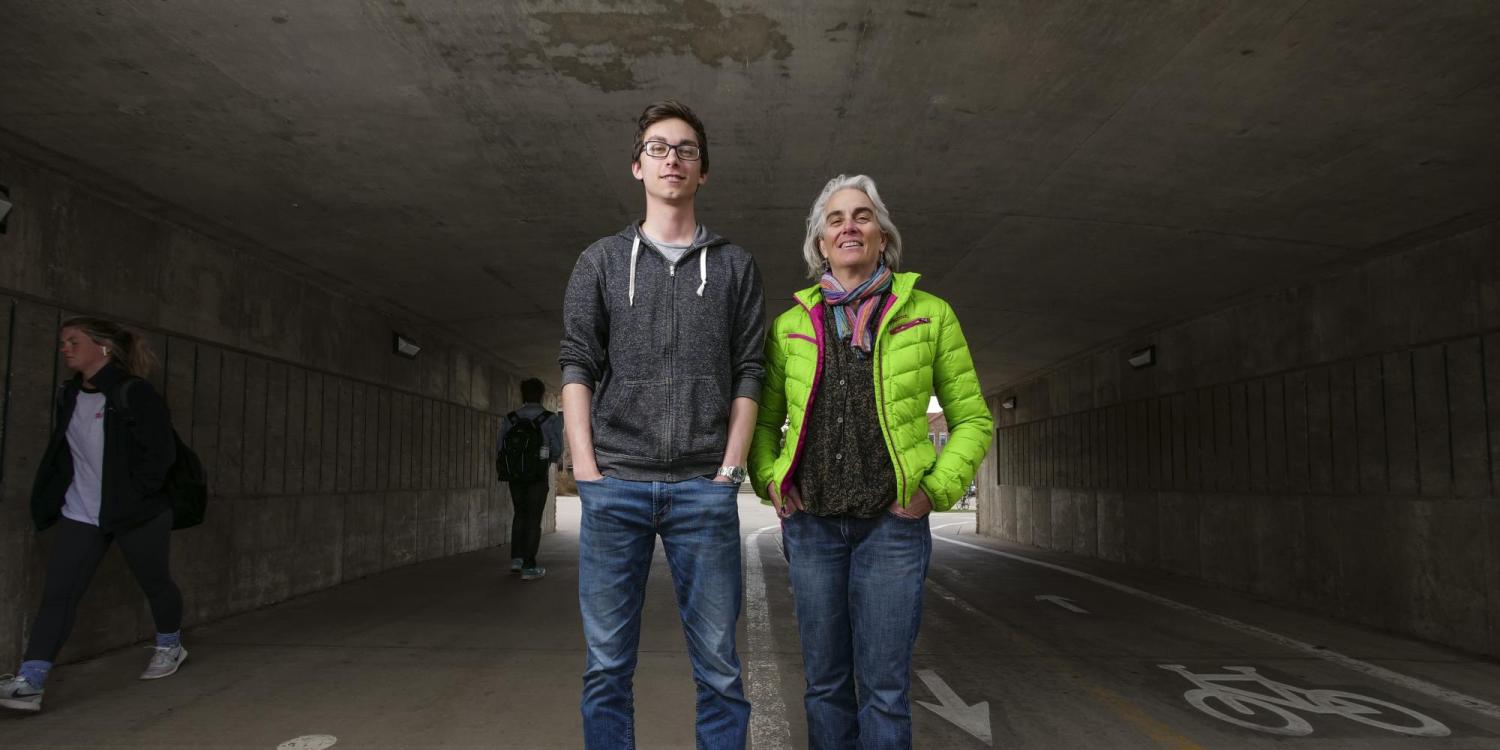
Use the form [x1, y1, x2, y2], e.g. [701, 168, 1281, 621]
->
[782, 510, 931, 750]
[577, 475, 750, 750]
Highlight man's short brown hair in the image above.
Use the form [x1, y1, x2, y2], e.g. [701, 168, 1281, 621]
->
[632, 99, 710, 175]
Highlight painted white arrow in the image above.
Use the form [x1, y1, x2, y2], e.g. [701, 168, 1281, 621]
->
[1035, 594, 1089, 614]
[916, 669, 992, 746]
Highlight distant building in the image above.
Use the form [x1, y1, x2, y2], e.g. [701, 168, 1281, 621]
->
[928, 411, 949, 454]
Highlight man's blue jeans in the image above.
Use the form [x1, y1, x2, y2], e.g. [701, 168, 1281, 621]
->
[781, 510, 931, 750]
[577, 475, 750, 750]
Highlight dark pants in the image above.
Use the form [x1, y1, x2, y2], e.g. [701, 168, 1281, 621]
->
[25, 510, 183, 663]
[508, 478, 550, 567]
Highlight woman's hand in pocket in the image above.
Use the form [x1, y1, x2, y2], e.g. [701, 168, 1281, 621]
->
[889, 488, 932, 519]
[777, 484, 805, 518]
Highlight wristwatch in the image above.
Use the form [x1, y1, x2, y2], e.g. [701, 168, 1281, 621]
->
[716, 465, 748, 483]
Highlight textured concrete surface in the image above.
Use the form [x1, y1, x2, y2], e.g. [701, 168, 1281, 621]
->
[980, 221, 1500, 657]
[3, 497, 1500, 748]
[0, 152, 545, 667]
[0, 289, 546, 667]
[0, 1, 1497, 389]
[0, 0, 1497, 716]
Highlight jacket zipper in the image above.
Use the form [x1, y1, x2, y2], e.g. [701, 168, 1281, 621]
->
[889, 317, 930, 335]
[779, 298, 826, 501]
[872, 294, 910, 507]
[663, 241, 711, 475]
[644, 236, 721, 479]
[665, 250, 678, 469]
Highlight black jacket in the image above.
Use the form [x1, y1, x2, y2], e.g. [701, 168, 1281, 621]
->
[30, 361, 176, 532]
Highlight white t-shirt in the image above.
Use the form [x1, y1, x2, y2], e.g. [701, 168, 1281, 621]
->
[62, 390, 108, 526]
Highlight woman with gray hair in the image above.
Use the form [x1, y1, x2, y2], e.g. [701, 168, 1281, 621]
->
[750, 175, 993, 748]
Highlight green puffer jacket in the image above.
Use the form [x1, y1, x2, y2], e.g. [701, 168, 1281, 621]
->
[750, 272, 993, 512]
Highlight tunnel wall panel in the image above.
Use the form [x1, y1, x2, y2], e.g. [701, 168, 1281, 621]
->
[0, 151, 533, 667]
[0, 291, 526, 666]
[979, 219, 1500, 657]
[284, 367, 307, 496]
[218, 352, 247, 497]
[242, 358, 268, 497]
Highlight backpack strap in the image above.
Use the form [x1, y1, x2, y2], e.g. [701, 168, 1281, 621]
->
[110, 376, 143, 415]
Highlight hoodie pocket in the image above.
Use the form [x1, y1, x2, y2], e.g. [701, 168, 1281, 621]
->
[679, 375, 731, 459]
[594, 378, 668, 461]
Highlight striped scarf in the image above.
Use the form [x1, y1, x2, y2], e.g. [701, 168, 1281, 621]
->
[820, 264, 893, 355]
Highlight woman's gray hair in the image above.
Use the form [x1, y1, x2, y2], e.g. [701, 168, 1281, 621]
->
[800, 174, 904, 279]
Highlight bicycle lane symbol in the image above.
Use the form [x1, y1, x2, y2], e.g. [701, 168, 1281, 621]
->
[1159, 664, 1451, 737]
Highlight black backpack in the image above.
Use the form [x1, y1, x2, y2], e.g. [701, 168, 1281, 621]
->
[113, 379, 209, 530]
[497, 410, 552, 482]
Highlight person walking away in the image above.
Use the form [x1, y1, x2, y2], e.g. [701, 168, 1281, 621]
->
[497, 377, 564, 581]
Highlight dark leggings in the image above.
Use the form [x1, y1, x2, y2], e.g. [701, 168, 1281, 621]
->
[24, 510, 183, 662]
[508, 479, 550, 567]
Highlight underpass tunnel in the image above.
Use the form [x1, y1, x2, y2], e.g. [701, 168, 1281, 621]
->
[975, 230, 1500, 660]
[0, 1, 1498, 744]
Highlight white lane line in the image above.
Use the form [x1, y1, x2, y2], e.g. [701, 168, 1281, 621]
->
[745, 523, 792, 749]
[277, 736, 337, 750]
[928, 522, 1500, 723]
[1035, 594, 1090, 614]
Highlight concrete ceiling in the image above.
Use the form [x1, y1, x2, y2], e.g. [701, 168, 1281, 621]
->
[3, 0, 1497, 392]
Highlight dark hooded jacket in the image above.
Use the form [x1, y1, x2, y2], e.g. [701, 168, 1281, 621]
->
[559, 222, 766, 481]
[30, 361, 176, 532]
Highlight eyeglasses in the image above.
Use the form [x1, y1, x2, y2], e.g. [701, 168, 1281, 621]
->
[639, 140, 702, 161]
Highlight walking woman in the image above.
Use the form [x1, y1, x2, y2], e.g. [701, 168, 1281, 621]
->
[750, 175, 992, 748]
[0, 317, 186, 713]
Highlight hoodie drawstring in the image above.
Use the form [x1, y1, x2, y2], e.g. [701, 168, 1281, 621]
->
[629, 234, 640, 307]
[629, 232, 708, 305]
[697, 247, 707, 297]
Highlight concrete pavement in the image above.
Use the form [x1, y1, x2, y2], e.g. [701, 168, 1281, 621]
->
[3, 495, 1499, 748]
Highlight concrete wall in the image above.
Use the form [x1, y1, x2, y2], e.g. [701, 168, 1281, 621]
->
[0, 151, 549, 666]
[976, 221, 1500, 657]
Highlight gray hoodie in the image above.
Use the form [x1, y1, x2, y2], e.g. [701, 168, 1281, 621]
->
[560, 223, 766, 482]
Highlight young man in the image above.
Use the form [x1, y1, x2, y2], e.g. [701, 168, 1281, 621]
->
[559, 100, 765, 749]
[496, 377, 563, 581]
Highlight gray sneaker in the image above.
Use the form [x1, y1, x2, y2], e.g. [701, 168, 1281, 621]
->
[0, 674, 43, 712]
[521, 566, 546, 581]
[140, 645, 188, 680]
[510, 557, 524, 573]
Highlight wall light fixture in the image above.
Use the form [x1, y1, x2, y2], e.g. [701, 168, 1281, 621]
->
[0, 185, 12, 234]
[394, 333, 422, 359]
[1128, 345, 1156, 369]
